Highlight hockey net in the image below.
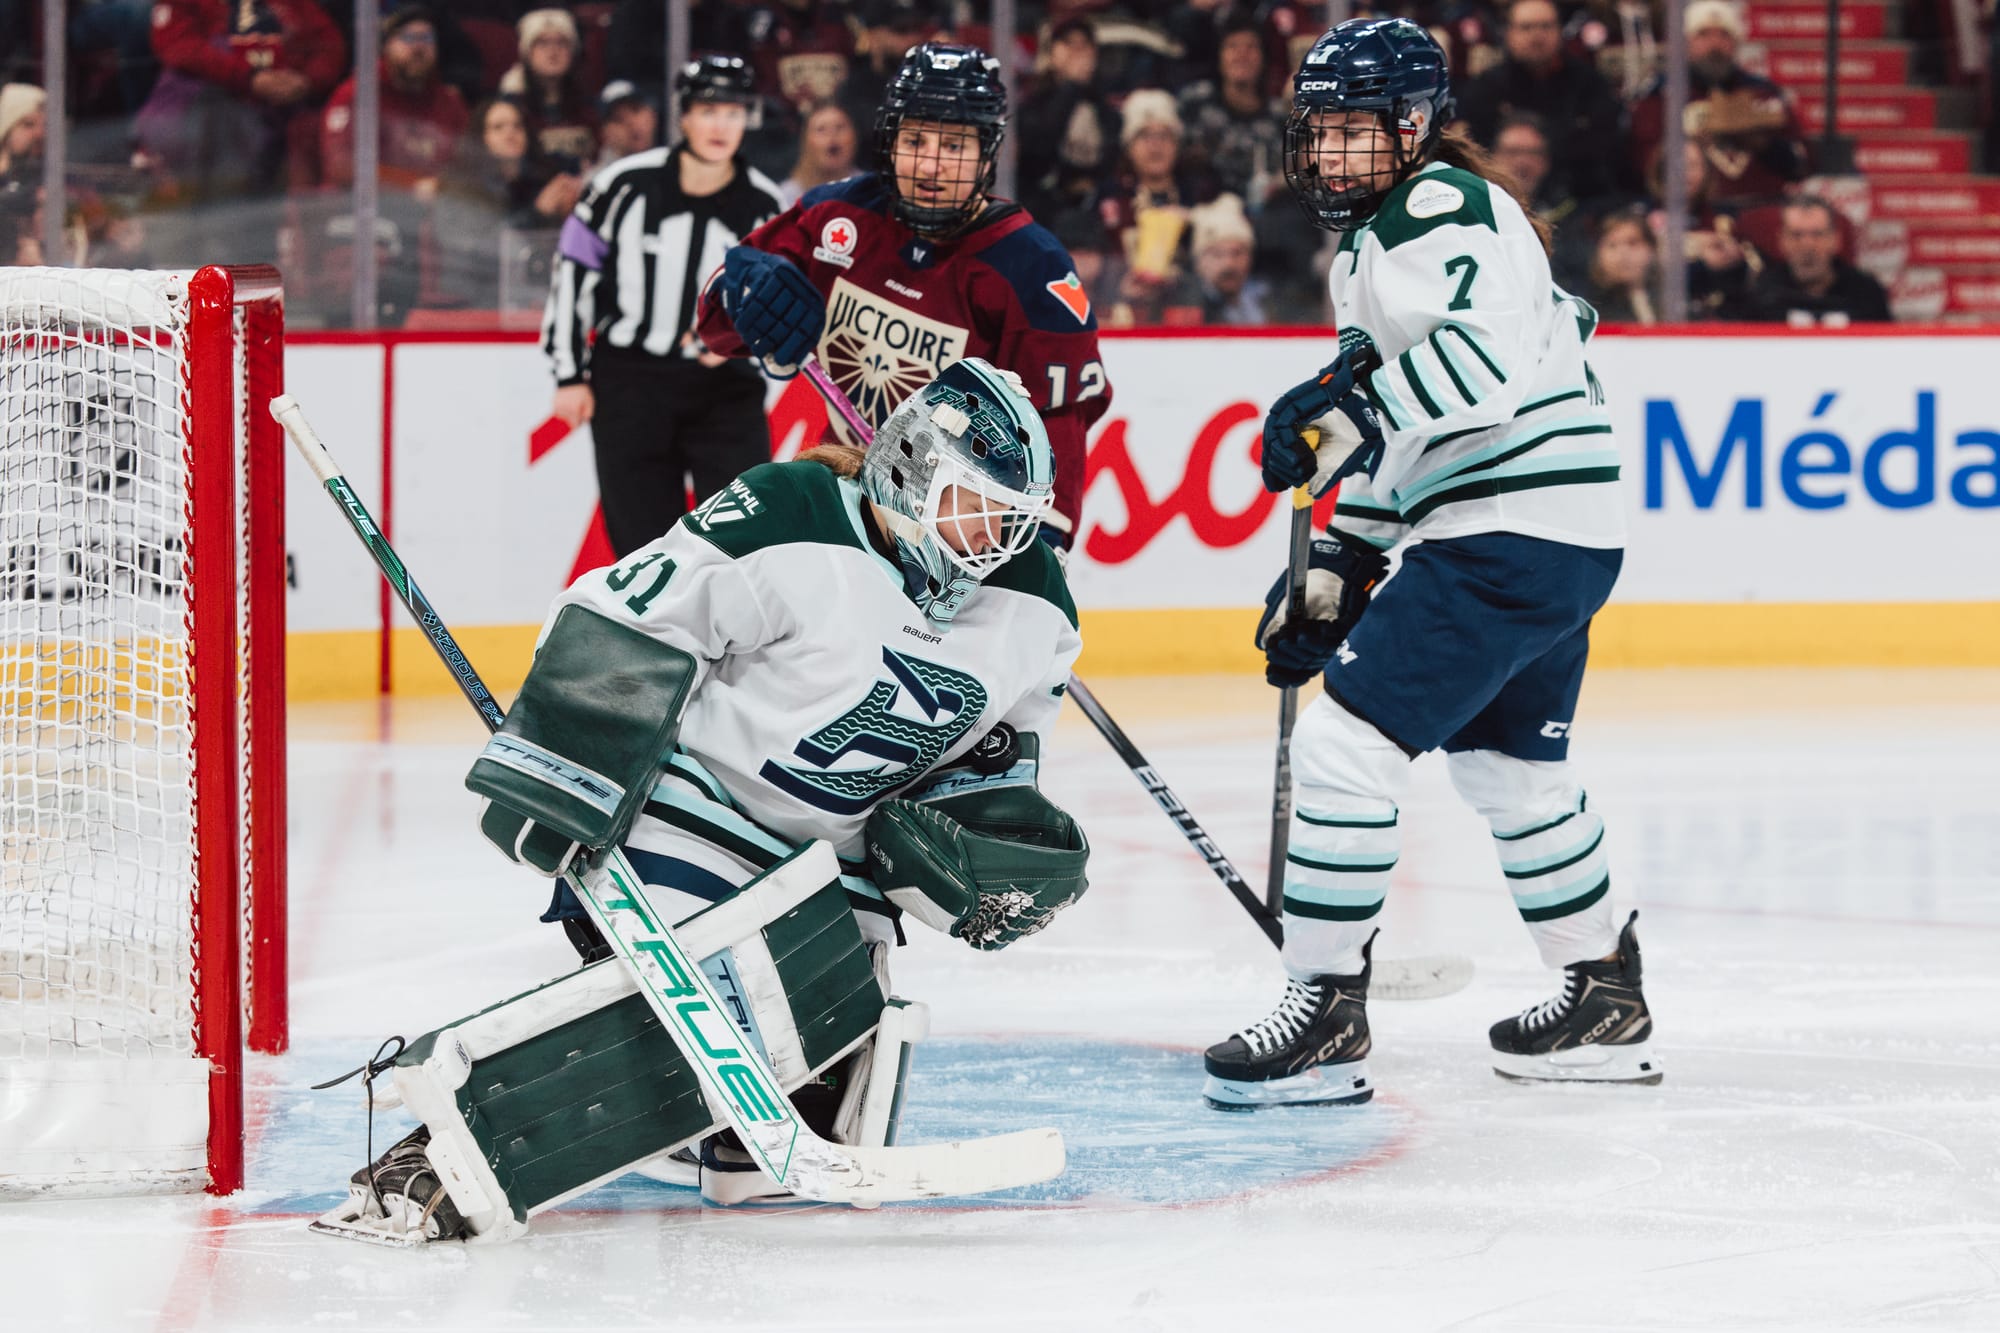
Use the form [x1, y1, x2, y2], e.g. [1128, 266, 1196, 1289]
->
[0, 266, 287, 1197]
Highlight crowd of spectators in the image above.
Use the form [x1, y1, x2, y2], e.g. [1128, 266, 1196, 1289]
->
[0, 0, 1933, 327]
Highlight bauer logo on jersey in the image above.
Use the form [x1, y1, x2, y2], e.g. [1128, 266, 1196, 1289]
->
[1045, 272, 1092, 325]
[1406, 178, 1464, 219]
[822, 277, 971, 428]
[813, 216, 859, 269]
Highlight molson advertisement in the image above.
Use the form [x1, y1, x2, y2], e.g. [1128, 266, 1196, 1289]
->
[280, 330, 2000, 698]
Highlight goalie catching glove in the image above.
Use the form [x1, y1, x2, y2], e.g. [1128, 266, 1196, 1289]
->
[865, 736, 1089, 950]
[466, 605, 696, 875]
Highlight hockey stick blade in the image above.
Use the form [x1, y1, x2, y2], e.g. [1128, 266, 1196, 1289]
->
[271, 394, 1065, 1206]
[1370, 954, 1476, 1002]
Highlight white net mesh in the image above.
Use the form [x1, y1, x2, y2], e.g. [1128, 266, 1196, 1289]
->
[0, 269, 199, 1061]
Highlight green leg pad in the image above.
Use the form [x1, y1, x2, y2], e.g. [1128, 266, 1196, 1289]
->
[452, 992, 710, 1216]
[394, 875, 888, 1224]
[766, 876, 886, 1073]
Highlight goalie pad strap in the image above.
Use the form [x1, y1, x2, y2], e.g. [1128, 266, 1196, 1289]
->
[465, 605, 697, 850]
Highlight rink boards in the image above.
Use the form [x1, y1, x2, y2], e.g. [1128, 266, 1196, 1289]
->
[277, 327, 2000, 699]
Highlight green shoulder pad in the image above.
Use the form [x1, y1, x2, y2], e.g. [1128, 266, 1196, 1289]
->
[683, 461, 868, 560]
[1369, 166, 1497, 252]
[980, 540, 1079, 630]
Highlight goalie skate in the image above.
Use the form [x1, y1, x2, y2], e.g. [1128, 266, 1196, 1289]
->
[310, 1127, 468, 1248]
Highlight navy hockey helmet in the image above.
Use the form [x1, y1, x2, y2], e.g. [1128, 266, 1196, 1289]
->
[862, 357, 1054, 629]
[874, 42, 1008, 237]
[1284, 17, 1457, 231]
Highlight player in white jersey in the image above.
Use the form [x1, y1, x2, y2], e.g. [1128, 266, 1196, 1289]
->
[315, 359, 1090, 1241]
[1202, 18, 1658, 1112]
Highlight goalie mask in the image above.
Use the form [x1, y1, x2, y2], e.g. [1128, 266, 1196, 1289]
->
[862, 357, 1054, 630]
[1284, 17, 1456, 232]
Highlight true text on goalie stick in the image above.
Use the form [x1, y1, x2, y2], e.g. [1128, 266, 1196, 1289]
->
[795, 361, 1470, 1000]
[269, 393, 1063, 1205]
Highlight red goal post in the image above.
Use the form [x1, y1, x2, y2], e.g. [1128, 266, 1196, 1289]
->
[0, 265, 288, 1197]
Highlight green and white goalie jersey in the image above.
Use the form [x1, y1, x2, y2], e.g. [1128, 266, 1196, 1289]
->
[545, 459, 1081, 908]
[1333, 162, 1626, 553]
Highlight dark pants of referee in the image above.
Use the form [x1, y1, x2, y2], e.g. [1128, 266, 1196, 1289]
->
[589, 352, 770, 556]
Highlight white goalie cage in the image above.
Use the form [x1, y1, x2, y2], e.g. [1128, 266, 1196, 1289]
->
[0, 266, 288, 1197]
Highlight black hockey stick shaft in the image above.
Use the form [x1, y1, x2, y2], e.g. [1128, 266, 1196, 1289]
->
[1267, 430, 1321, 914]
[1268, 492, 1313, 914]
[1067, 678, 1284, 948]
[271, 396, 506, 735]
[801, 356, 1284, 948]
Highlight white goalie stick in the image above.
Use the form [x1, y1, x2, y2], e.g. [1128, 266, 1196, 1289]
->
[797, 359, 1472, 1002]
[271, 394, 1063, 1206]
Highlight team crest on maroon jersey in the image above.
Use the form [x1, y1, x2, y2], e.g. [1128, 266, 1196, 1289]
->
[820, 277, 971, 430]
[813, 217, 859, 269]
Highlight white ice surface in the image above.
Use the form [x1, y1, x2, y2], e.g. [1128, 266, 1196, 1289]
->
[3, 670, 1998, 1332]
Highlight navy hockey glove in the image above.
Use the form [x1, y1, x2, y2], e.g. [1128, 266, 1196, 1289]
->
[718, 246, 824, 379]
[1254, 531, 1389, 688]
[1260, 347, 1385, 495]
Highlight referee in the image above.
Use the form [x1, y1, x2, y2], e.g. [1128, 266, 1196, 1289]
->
[542, 56, 783, 556]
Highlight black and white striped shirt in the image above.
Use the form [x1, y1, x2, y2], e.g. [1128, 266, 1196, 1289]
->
[542, 146, 783, 385]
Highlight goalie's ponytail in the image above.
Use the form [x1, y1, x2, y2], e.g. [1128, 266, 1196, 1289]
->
[799, 443, 867, 477]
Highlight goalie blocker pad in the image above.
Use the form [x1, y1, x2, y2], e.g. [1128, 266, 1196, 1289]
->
[466, 605, 697, 861]
[389, 843, 899, 1241]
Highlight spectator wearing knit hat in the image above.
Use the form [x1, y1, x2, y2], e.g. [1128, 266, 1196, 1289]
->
[1163, 193, 1269, 326]
[501, 7, 599, 163]
[1630, 0, 1807, 208]
[1099, 90, 1219, 327]
[0, 82, 44, 264]
[0, 82, 44, 177]
[2, 82, 149, 269]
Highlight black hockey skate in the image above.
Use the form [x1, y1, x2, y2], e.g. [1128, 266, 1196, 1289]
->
[309, 1125, 469, 1246]
[1490, 911, 1661, 1085]
[1202, 933, 1375, 1110]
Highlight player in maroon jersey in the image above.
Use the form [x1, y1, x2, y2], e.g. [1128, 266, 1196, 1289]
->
[694, 42, 1111, 545]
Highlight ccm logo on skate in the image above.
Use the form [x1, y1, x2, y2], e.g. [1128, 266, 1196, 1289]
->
[1581, 1009, 1623, 1044]
[1313, 1023, 1356, 1063]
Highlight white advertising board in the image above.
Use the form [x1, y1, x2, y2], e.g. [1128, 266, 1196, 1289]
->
[281, 331, 2000, 646]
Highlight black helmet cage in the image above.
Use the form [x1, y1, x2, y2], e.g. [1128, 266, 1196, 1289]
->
[875, 43, 1008, 237]
[1283, 19, 1456, 232]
